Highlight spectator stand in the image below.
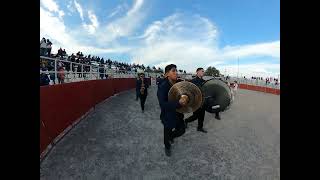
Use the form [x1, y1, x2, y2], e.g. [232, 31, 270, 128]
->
[40, 56, 162, 85]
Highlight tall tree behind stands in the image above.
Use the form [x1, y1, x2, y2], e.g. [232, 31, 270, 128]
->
[205, 66, 220, 77]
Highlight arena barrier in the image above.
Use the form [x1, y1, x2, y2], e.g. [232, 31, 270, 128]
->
[40, 78, 150, 159]
[238, 84, 280, 95]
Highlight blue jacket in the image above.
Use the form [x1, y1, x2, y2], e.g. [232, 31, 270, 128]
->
[136, 78, 149, 96]
[157, 78, 184, 128]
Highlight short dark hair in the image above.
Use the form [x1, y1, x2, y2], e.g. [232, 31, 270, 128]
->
[165, 64, 177, 73]
[196, 67, 204, 72]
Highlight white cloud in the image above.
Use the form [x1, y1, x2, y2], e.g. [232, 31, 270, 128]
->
[41, 0, 64, 18]
[215, 63, 280, 78]
[67, 0, 75, 14]
[83, 10, 100, 34]
[129, 13, 279, 76]
[221, 41, 280, 59]
[40, 6, 130, 55]
[96, 0, 145, 43]
[108, 4, 124, 18]
[74, 0, 84, 20]
[40, 1, 279, 77]
[41, 0, 59, 12]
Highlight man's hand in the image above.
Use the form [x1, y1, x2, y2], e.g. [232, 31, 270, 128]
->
[179, 95, 189, 106]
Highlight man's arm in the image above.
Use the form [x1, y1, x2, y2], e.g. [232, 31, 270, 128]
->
[157, 85, 182, 111]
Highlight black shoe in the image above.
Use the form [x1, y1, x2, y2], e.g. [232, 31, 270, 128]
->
[165, 148, 171, 157]
[215, 114, 221, 120]
[142, 109, 144, 113]
[197, 128, 207, 133]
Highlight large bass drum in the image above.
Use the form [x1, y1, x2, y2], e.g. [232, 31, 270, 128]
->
[201, 79, 233, 113]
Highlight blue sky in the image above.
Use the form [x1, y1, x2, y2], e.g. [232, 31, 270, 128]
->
[40, 0, 280, 78]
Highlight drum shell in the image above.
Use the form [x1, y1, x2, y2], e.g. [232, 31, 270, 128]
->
[201, 79, 232, 113]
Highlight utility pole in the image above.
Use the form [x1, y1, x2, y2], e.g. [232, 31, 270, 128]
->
[237, 57, 239, 80]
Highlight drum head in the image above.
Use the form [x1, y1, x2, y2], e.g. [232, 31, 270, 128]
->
[201, 79, 232, 113]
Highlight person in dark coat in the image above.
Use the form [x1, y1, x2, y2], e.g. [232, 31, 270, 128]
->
[157, 74, 165, 87]
[185, 68, 221, 131]
[157, 64, 188, 156]
[184, 68, 209, 133]
[135, 75, 140, 101]
[40, 73, 50, 86]
[136, 73, 149, 112]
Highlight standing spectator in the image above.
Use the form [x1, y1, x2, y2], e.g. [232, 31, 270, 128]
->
[99, 64, 104, 79]
[57, 48, 63, 58]
[77, 64, 82, 78]
[40, 38, 47, 56]
[46, 39, 52, 57]
[62, 49, 67, 58]
[232, 80, 238, 97]
[57, 66, 65, 84]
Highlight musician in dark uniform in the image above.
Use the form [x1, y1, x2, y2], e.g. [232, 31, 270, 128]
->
[136, 73, 149, 113]
[157, 64, 188, 157]
[184, 68, 221, 133]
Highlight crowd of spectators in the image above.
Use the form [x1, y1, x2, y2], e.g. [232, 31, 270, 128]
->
[40, 37, 52, 57]
[40, 37, 167, 86]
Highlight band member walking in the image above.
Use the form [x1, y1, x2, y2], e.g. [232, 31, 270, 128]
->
[157, 64, 188, 156]
[184, 68, 209, 133]
[185, 68, 222, 131]
[136, 73, 149, 113]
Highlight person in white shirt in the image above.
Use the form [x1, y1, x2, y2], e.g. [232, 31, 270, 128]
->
[233, 81, 238, 91]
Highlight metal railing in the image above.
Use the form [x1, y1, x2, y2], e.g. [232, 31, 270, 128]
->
[227, 77, 280, 90]
[40, 56, 162, 85]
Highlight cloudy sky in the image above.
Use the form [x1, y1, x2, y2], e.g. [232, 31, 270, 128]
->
[40, 0, 280, 78]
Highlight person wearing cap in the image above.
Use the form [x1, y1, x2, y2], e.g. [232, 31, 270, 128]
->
[157, 64, 188, 157]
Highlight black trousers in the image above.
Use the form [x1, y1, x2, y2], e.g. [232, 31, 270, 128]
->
[185, 106, 206, 129]
[139, 94, 147, 110]
[164, 116, 186, 149]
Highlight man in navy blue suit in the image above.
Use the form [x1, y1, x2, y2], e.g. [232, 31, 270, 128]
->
[157, 64, 188, 157]
[136, 73, 149, 112]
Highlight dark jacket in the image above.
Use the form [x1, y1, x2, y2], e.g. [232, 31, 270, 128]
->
[157, 78, 165, 86]
[157, 78, 184, 128]
[136, 78, 149, 96]
[40, 74, 50, 86]
[191, 76, 206, 88]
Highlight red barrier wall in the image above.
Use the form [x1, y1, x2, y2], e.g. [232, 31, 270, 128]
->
[238, 83, 280, 95]
[40, 78, 139, 157]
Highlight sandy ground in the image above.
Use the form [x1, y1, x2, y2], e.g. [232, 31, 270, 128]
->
[40, 86, 280, 180]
